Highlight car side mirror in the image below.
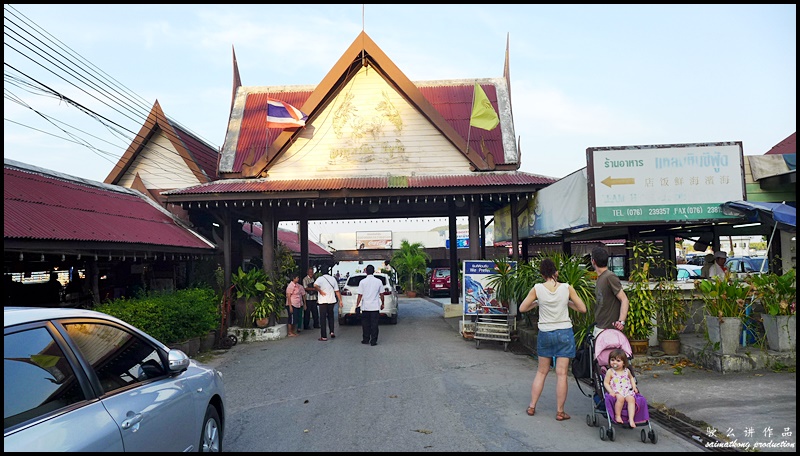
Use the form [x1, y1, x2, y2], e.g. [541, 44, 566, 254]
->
[168, 349, 191, 373]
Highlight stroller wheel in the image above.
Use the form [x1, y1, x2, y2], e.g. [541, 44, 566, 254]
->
[609, 426, 616, 442]
[641, 429, 647, 443]
[599, 426, 607, 441]
[586, 414, 593, 427]
[649, 429, 658, 444]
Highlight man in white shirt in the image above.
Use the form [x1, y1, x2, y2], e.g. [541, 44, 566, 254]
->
[356, 264, 385, 346]
[708, 251, 728, 279]
[314, 269, 342, 341]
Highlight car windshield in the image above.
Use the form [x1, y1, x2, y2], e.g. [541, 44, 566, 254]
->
[435, 269, 450, 278]
[346, 275, 387, 287]
[749, 258, 768, 273]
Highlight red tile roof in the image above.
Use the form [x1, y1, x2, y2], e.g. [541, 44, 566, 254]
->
[165, 172, 555, 196]
[4, 160, 215, 250]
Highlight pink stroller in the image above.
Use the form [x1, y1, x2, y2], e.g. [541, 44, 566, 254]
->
[583, 328, 657, 444]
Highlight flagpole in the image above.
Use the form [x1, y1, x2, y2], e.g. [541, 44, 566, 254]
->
[466, 84, 477, 156]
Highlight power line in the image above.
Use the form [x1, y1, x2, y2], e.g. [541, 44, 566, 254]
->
[3, 4, 220, 182]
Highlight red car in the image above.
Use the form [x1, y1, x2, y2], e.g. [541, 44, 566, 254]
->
[427, 268, 451, 297]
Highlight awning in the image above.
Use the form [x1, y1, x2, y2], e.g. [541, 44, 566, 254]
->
[721, 201, 796, 232]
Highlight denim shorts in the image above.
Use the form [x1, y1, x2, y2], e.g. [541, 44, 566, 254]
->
[536, 327, 576, 358]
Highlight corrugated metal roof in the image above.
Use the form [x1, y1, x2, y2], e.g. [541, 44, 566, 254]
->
[165, 172, 555, 196]
[172, 123, 220, 180]
[765, 132, 796, 155]
[235, 91, 313, 173]
[242, 223, 332, 257]
[4, 161, 214, 250]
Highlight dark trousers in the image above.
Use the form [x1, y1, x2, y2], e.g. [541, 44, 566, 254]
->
[319, 303, 336, 338]
[361, 310, 380, 344]
[303, 299, 320, 329]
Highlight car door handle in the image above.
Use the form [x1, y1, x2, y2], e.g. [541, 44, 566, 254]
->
[121, 412, 143, 430]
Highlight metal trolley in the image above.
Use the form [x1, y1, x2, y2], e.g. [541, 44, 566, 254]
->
[473, 305, 513, 351]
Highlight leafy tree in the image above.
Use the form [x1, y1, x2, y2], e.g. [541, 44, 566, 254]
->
[391, 240, 430, 293]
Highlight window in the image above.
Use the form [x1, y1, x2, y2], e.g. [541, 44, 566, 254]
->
[4, 328, 86, 429]
[63, 323, 164, 395]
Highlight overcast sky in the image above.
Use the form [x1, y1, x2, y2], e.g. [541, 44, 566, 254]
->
[4, 4, 796, 237]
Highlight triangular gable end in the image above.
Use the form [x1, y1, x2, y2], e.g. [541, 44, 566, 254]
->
[104, 100, 211, 186]
[242, 31, 491, 178]
[266, 65, 474, 179]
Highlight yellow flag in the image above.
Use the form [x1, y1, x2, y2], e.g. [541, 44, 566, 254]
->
[469, 83, 500, 131]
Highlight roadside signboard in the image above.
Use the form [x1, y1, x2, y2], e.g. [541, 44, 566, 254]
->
[355, 231, 392, 249]
[462, 260, 517, 315]
[587, 142, 745, 226]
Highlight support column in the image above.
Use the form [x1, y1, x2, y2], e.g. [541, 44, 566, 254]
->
[468, 201, 481, 260]
[261, 207, 275, 275]
[222, 210, 233, 327]
[299, 208, 309, 273]
[510, 200, 519, 261]
[449, 201, 459, 304]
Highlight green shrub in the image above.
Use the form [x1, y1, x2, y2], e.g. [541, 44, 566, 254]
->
[96, 287, 219, 345]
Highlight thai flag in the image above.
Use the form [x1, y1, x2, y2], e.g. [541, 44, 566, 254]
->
[266, 98, 308, 129]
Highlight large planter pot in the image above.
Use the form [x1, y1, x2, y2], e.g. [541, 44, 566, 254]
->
[705, 315, 742, 355]
[255, 318, 269, 328]
[630, 339, 649, 356]
[659, 339, 681, 356]
[762, 314, 796, 352]
[406, 290, 418, 298]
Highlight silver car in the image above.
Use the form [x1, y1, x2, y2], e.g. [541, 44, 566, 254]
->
[338, 273, 398, 325]
[4, 307, 225, 452]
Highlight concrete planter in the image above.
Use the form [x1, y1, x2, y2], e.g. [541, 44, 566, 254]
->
[172, 337, 201, 357]
[227, 324, 287, 343]
[706, 315, 742, 355]
[199, 331, 216, 352]
[762, 314, 796, 352]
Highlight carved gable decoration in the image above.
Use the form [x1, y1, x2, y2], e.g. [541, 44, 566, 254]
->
[266, 66, 472, 179]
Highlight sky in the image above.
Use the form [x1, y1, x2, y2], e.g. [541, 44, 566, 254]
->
[4, 4, 796, 236]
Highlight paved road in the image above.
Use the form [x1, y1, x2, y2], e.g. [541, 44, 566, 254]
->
[208, 298, 702, 452]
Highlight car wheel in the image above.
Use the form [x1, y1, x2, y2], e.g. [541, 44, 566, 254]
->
[200, 404, 222, 452]
[390, 314, 398, 325]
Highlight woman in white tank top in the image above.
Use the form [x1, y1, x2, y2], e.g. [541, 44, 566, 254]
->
[518, 258, 587, 421]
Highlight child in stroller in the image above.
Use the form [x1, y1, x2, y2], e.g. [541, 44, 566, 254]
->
[603, 348, 639, 428]
[583, 328, 657, 443]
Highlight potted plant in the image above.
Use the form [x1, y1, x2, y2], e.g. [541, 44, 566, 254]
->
[654, 274, 688, 355]
[231, 266, 269, 328]
[391, 240, 430, 298]
[251, 298, 270, 328]
[749, 269, 796, 351]
[624, 240, 660, 355]
[695, 273, 752, 354]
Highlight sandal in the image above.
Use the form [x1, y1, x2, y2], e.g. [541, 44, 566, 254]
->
[556, 411, 571, 421]
[318, 337, 327, 341]
[526, 407, 536, 416]
[330, 333, 335, 338]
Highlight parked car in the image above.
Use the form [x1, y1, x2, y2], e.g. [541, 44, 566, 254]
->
[726, 256, 769, 277]
[684, 254, 708, 266]
[676, 264, 703, 281]
[4, 307, 225, 452]
[427, 267, 452, 297]
[338, 273, 398, 325]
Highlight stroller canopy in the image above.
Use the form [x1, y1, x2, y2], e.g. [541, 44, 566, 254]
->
[594, 328, 632, 368]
